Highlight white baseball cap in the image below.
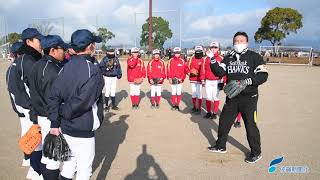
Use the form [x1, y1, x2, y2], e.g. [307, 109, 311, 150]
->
[131, 47, 140, 53]
[210, 41, 220, 48]
[152, 49, 161, 54]
[194, 45, 203, 52]
[173, 47, 181, 53]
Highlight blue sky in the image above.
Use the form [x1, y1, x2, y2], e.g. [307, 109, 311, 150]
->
[0, 0, 319, 49]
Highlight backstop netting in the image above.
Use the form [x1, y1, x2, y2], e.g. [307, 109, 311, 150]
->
[259, 46, 317, 66]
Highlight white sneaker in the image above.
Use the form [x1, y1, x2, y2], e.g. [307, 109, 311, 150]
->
[31, 172, 44, 180]
[26, 167, 34, 179]
[22, 159, 30, 167]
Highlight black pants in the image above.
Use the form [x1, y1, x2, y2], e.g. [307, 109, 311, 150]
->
[216, 94, 261, 156]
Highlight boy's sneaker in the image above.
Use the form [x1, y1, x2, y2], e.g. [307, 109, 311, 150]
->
[207, 145, 227, 153]
[191, 107, 198, 113]
[211, 113, 217, 119]
[175, 106, 180, 111]
[234, 121, 241, 128]
[204, 112, 212, 119]
[156, 104, 160, 109]
[22, 159, 30, 167]
[245, 154, 262, 164]
[112, 106, 119, 110]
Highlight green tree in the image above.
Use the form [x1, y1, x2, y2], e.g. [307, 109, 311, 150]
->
[97, 27, 115, 51]
[7, 32, 21, 44]
[140, 16, 173, 50]
[254, 7, 303, 46]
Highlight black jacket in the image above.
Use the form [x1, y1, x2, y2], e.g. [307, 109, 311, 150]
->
[6, 44, 42, 117]
[47, 54, 105, 138]
[28, 55, 64, 122]
[99, 56, 122, 78]
[210, 49, 268, 96]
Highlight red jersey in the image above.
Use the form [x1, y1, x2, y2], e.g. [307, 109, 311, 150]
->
[167, 56, 187, 82]
[187, 56, 205, 83]
[200, 53, 223, 81]
[127, 56, 146, 83]
[147, 58, 166, 84]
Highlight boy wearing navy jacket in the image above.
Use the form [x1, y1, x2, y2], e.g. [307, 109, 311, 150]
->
[28, 35, 70, 180]
[6, 28, 44, 179]
[47, 29, 104, 180]
[99, 49, 122, 111]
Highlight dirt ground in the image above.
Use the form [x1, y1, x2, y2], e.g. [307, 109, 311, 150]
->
[0, 59, 319, 180]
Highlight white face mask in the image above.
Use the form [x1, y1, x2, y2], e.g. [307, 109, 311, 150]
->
[234, 43, 248, 53]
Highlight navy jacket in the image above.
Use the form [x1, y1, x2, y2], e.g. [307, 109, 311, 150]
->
[28, 55, 64, 122]
[99, 56, 122, 78]
[6, 45, 42, 117]
[47, 54, 105, 138]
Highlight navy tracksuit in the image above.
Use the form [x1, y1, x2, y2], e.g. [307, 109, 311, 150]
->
[48, 54, 104, 138]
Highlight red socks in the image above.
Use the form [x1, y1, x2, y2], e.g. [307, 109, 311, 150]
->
[206, 100, 212, 113]
[171, 95, 177, 105]
[236, 113, 242, 122]
[134, 95, 140, 105]
[151, 97, 156, 105]
[192, 98, 197, 108]
[130, 96, 135, 105]
[213, 100, 220, 114]
[177, 95, 182, 105]
[156, 96, 161, 104]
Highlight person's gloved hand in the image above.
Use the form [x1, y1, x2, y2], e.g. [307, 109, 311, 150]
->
[224, 78, 252, 98]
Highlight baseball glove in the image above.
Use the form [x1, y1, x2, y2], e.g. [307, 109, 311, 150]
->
[106, 59, 114, 70]
[172, 77, 180, 84]
[224, 79, 252, 98]
[134, 78, 143, 84]
[152, 78, 160, 85]
[18, 124, 42, 155]
[190, 68, 199, 77]
[43, 133, 71, 162]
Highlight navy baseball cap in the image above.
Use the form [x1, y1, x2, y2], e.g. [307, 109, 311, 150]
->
[71, 29, 102, 50]
[21, 28, 44, 41]
[10, 41, 23, 53]
[41, 35, 71, 50]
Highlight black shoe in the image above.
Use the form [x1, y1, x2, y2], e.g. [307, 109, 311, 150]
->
[211, 113, 217, 119]
[204, 112, 212, 119]
[171, 106, 176, 110]
[245, 154, 262, 164]
[112, 106, 119, 110]
[104, 105, 110, 112]
[175, 106, 180, 111]
[156, 104, 160, 109]
[191, 107, 197, 113]
[207, 145, 227, 153]
[195, 109, 201, 115]
[234, 121, 241, 128]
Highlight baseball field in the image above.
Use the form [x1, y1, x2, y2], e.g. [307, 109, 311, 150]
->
[0, 59, 319, 180]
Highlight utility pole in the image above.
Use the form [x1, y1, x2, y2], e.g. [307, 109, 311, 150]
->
[148, 0, 153, 52]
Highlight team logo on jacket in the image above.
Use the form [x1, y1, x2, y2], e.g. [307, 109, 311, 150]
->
[227, 60, 250, 74]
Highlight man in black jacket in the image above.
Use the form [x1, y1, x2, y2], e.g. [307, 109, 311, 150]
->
[207, 32, 268, 164]
[47, 29, 104, 180]
[6, 28, 44, 179]
[28, 35, 69, 180]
